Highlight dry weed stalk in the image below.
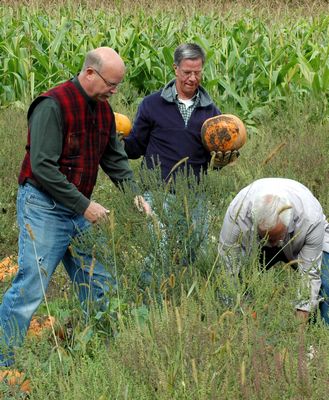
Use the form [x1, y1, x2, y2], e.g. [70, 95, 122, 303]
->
[261, 142, 287, 166]
[26, 223, 62, 364]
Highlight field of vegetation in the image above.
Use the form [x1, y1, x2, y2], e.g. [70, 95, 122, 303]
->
[1, 1, 329, 398]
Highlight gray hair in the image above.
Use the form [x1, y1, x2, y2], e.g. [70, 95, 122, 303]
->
[82, 50, 103, 71]
[174, 43, 206, 66]
[251, 193, 293, 231]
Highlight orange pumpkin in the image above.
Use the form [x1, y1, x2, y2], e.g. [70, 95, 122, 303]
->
[251, 311, 257, 320]
[114, 112, 132, 137]
[0, 369, 31, 394]
[0, 256, 18, 282]
[27, 315, 56, 338]
[201, 114, 247, 153]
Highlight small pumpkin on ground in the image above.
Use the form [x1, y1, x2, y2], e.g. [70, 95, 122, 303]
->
[0, 369, 31, 394]
[0, 256, 18, 282]
[27, 315, 56, 338]
[114, 112, 132, 137]
[201, 114, 247, 153]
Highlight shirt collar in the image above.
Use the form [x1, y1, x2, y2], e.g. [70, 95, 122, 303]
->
[161, 79, 214, 107]
[172, 83, 200, 103]
[72, 75, 98, 108]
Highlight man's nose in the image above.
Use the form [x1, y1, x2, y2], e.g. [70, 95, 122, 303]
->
[189, 72, 198, 80]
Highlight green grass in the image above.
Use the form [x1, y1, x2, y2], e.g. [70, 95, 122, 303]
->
[1, 95, 329, 399]
[0, 108, 26, 257]
[1, 2, 329, 399]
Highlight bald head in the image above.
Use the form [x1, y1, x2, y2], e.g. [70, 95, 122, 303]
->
[82, 47, 125, 76]
[79, 47, 125, 101]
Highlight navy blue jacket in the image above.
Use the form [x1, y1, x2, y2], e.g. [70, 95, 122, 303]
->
[124, 80, 220, 182]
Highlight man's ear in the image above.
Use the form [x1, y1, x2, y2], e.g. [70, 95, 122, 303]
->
[85, 67, 95, 80]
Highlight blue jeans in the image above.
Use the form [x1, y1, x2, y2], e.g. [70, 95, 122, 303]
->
[0, 183, 115, 366]
[320, 251, 329, 324]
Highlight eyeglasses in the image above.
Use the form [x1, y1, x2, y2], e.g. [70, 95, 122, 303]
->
[92, 68, 121, 89]
[177, 68, 202, 79]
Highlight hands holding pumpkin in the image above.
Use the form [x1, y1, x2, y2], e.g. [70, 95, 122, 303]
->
[201, 114, 246, 169]
[211, 150, 240, 169]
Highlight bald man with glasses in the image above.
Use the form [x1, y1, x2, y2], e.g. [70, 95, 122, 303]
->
[0, 47, 150, 368]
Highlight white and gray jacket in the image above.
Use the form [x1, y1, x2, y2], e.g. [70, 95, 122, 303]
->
[219, 177, 329, 312]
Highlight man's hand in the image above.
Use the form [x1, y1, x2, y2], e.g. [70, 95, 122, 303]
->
[84, 201, 110, 224]
[211, 150, 239, 169]
[296, 309, 310, 325]
[134, 195, 153, 216]
[117, 132, 125, 141]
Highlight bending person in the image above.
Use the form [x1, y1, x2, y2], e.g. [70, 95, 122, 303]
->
[219, 177, 329, 323]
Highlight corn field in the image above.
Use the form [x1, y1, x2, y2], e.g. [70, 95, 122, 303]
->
[1, 1, 329, 122]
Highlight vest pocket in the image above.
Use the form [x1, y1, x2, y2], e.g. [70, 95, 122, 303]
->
[60, 166, 83, 187]
[66, 131, 84, 157]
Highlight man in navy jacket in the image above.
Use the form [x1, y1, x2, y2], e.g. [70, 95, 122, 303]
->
[123, 43, 237, 269]
[123, 43, 237, 182]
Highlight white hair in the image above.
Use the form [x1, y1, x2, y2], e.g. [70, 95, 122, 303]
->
[251, 193, 293, 231]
